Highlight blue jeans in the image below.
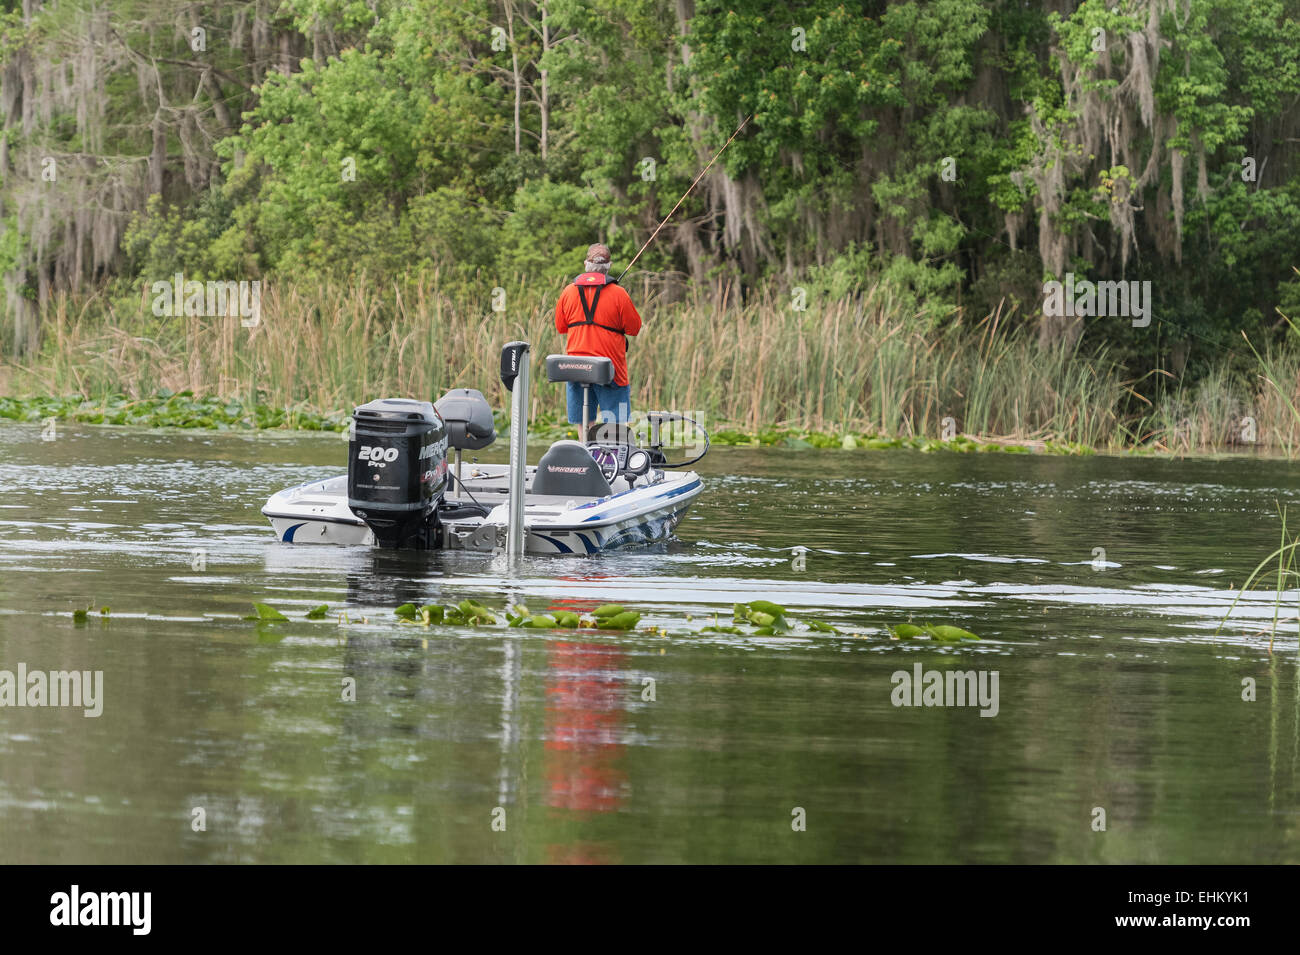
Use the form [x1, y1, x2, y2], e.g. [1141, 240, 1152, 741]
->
[567, 381, 631, 424]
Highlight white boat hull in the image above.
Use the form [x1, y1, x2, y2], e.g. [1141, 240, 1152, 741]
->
[263, 468, 702, 555]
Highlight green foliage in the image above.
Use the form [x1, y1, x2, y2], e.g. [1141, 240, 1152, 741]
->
[0, 393, 349, 431]
[79, 593, 984, 645]
[889, 622, 980, 641]
[496, 180, 599, 283]
[249, 603, 289, 621]
[5, 0, 1300, 423]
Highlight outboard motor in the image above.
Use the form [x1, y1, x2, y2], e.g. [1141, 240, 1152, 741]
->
[347, 398, 448, 548]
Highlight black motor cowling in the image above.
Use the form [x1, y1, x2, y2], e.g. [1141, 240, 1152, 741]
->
[347, 398, 448, 548]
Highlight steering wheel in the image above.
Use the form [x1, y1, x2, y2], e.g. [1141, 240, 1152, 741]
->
[588, 446, 620, 484]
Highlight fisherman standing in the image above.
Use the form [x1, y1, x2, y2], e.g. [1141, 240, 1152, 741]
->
[554, 243, 642, 427]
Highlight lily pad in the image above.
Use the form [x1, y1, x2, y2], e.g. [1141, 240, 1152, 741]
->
[890, 624, 927, 639]
[456, 599, 495, 624]
[249, 603, 288, 621]
[735, 600, 791, 632]
[597, 611, 641, 630]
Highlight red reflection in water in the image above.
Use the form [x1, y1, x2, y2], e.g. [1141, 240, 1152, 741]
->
[544, 641, 627, 815]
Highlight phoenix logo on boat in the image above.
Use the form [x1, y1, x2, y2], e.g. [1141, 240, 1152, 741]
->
[150, 272, 261, 326]
[547, 465, 589, 473]
[49, 886, 150, 935]
[1042, 272, 1151, 328]
[890, 664, 999, 717]
[0, 664, 103, 717]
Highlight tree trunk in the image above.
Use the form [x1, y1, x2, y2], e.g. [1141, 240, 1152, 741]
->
[539, 2, 549, 161]
[506, 3, 521, 155]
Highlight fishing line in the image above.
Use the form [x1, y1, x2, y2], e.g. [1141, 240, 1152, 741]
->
[607, 110, 1272, 374]
[617, 113, 753, 283]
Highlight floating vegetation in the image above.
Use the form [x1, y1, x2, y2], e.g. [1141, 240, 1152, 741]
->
[733, 600, 792, 635]
[889, 623, 981, 642]
[5, 392, 1089, 455]
[247, 603, 289, 621]
[71, 604, 110, 623]
[76, 599, 982, 645]
[498, 603, 638, 630]
[702, 429, 1092, 456]
[540, 415, 1092, 456]
[351, 599, 984, 642]
[1, 393, 348, 432]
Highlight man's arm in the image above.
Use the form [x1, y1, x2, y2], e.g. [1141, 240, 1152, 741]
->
[554, 289, 568, 335]
[620, 289, 642, 337]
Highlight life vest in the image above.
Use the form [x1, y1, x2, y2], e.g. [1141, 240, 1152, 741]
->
[566, 272, 628, 349]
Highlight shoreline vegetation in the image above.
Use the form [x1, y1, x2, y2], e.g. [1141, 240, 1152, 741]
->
[0, 391, 1098, 456]
[0, 276, 1297, 459]
[5, 4, 1300, 465]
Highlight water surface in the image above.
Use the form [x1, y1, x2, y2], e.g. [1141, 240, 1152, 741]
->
[0, 423, 1296, 863]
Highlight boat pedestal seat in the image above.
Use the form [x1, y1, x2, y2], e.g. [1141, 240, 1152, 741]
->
[434, 388, 496, 451]
[545, 354, 614, 386]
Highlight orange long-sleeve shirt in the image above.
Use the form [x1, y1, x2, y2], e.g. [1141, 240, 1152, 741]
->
[554, 279, 642, 387]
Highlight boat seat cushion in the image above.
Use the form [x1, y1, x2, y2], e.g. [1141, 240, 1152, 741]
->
[531, 440, 612, 497]
[434, 388, 496, 451]
[545, 354, 614, 385]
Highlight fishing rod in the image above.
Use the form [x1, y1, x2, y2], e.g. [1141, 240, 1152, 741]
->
[616, 113, 753, 283]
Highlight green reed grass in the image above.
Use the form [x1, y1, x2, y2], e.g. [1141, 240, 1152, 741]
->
[0, 274, 1293, 453]
[1218, 505, 1300, 654]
